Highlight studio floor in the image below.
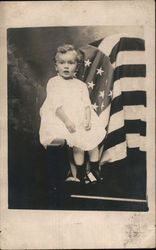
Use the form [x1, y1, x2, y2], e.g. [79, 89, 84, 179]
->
[8, 140, 148, 211]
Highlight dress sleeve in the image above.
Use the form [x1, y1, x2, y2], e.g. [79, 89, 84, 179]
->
[46, 79, 63, 113]
[81, 84, 92, 107]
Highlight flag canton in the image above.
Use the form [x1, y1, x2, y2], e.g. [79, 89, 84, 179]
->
[77, 45, 114, 116]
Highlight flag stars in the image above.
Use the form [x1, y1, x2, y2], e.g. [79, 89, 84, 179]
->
[99, 90, 105, 98]
[87, 81, 95, 89]
[84, 59, 92, 67]
[108, 90, 113, 98]
[96, 67, 104, 76]
[101, 102, 105, 109]
[92, 103, 98, 111]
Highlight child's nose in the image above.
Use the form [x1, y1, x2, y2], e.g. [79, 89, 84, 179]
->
[64, 62, 69, 68]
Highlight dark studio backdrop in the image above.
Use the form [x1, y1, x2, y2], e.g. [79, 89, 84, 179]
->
[7, 26, 147, 210]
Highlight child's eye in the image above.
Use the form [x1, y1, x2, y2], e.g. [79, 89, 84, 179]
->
[68, 61, 76, 64]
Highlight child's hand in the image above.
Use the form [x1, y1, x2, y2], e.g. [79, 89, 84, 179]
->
[84, 119, 91, 131]
[65, 119, 76, 133]
[84, 106, 91, 131]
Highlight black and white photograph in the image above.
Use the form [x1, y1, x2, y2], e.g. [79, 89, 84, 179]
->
[0, 1, 155, 249]
[8, 25, 148, 211]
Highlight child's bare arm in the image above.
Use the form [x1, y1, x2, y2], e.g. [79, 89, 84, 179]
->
[56, 106, 76, 133]
[84, 106, 91, 130]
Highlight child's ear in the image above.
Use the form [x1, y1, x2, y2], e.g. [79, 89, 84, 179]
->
[55, 64, 58, 72]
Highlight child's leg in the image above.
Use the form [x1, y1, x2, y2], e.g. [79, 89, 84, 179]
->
[66, 147, 77, 179]
[88, 146, 101, 181]
[88, 146, 99, 162]
[73, 147, 84, 165]
[73, 147, 85, 182]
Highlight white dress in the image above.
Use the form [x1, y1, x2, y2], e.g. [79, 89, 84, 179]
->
[39, 75, 106, 151]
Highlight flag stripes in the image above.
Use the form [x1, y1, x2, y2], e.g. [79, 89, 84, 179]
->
[97, 35, 146, 163]
[118, 37, 145, 51]
[114, 64, 146, 81]
[106, 108, 146, 134]
[110, 96, 123, 115]
[139, 136, 146, 152]
[90, 38, 104, 48]
[107, 110, 124, 133]
[125, 120, 146, 136]
[78, 35, 146, 163]
[123, 105, 146, 121]
[121, 91, 146, 106]
[100, 142, 127, 163]
[103, 127, 126, 151]
[114, 51, 145, 67]
[110, 91, 146, 117]
[113, 78, 146, 98]
[109, 37, 145, 64]
[126, 134, 145, 148]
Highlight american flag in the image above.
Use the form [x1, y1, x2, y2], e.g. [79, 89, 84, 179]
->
[77, 45, 114, 116]
[76, 34, 146, 164]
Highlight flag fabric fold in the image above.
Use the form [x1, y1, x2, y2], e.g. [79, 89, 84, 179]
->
[77, 33, 146, 164]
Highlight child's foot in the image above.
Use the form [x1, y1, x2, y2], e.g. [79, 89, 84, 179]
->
[65, 172, 80, 182]
[65, 176, 80, 182]
[85, 171, 97, 184]
[90, 162, 101, 182]
[91, 168, 101, 181]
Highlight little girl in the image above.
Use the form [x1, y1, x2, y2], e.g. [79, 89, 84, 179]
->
[39, 44, 106, 183]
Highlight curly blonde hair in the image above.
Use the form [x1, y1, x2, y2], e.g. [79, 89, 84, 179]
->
[54, 44, 82, 63]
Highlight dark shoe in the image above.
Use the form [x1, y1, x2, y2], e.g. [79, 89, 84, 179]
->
[65, 171, 80, 182]
[76, 166, 86, 183]
[65, 176, 80, 182]
[85, 171, 97, 184]
[90, 161, 101, 182]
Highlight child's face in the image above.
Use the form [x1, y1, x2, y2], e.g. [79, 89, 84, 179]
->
[55, 51, 77, 79]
